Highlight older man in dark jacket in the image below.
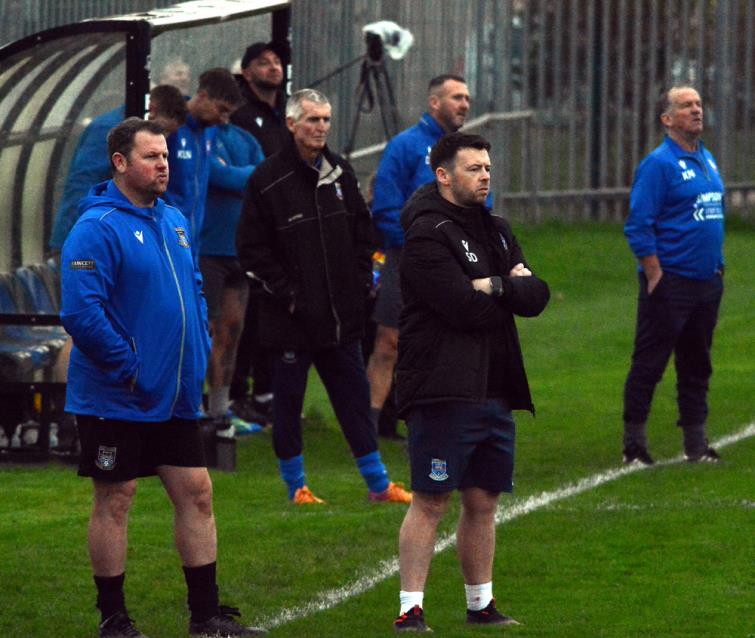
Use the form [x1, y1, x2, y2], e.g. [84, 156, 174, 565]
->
[236, 89, 411, 506]
[393, 132, 549, 633]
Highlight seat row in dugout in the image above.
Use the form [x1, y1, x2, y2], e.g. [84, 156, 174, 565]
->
[0, 263, 66, 382]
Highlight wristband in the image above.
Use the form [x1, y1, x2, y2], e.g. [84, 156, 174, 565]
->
[490, 276, 503, 297]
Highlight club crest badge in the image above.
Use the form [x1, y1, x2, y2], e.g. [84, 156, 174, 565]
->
[429, 458, 449, 481]
[95, 445, 117, 471]
[175, 227, 190, 248]
[334, 181, 344, 200]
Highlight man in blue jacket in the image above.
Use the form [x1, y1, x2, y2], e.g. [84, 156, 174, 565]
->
[164, 68, 243, 262]
[622, 86, 725, 465]
[61, 118, 265, 638]
[200, 123, 265, 435]
[366, 75, 474, 439]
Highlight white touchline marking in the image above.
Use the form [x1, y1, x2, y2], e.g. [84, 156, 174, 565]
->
[260, 422, 755, 629]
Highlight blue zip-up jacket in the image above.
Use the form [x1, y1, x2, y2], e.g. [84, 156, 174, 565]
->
[49, 106, 124, 251]
[200, 123, 265, 257]
[372, 113, 445, 249]
[625, 135, 725, 280]
[372, 113, 493, 248]
[61, 181, 211, 421]
[164, 113, 215, 262]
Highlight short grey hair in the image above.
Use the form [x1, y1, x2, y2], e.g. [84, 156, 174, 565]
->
[286, 88, 330, 121]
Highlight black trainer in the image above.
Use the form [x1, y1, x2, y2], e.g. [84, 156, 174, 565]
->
[394, 605, 432, 632]
[189, 605, 267, 637]
[685, 445, 721, 463]
[622, 443, 655, 466]
[467, 599, 520, 625]
[99, 612, 149, 638]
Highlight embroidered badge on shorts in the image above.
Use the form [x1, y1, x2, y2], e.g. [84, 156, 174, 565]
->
[95, 445, 117, 471]
[175, 227, 190, 248]
[429, 458, 449, 481]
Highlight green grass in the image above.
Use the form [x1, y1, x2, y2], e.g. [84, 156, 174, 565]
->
[1, 222, 753, 638]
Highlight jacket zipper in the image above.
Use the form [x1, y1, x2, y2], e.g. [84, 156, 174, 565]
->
[162, 232, 187, 412]
[315, 173, 341, 343]
[129, 337, 139, 392]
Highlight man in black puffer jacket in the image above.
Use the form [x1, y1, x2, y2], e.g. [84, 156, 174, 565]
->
[392, 133, 549, 633]
[236, 89, 411, 507]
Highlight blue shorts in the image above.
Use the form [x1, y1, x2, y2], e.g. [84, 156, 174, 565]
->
[406, 398, 516, 494]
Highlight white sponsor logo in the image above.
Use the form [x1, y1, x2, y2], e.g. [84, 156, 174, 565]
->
[134, 230, 144, 244]
[256, 116, 263, 127]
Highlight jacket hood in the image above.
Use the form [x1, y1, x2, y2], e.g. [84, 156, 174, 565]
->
[400, 182, 489, 232]
[78, 180, 165, 221]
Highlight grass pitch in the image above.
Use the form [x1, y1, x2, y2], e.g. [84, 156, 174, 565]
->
[0, 222, 752, 637]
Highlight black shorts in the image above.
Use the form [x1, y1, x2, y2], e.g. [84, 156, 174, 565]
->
[199, 256, 248, 321]
[406, 398, 516, 494]
[77, 415, 206, 482]
[373, 248, 402, 329]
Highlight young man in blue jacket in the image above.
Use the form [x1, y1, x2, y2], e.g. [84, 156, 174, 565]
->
[164, 68, 243, 263]
[200, 123, 265, 434]
[622, 86, 725, 465]
[61, 118, 265, 638]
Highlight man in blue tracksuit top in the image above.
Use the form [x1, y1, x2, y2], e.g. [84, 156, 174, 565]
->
[199, 123, 265, 433]
[61, 118, 265, 637]
[367, 74, 487, 439]
[164, 68, 243, 263]
[622, 86, 725, 466]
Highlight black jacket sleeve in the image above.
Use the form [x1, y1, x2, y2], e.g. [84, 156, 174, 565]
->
[500, 230, 550, 317]
[236, 176, 295, 303]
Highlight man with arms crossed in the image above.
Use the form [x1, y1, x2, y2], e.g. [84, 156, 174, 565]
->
[61, 118, 265, 638]
[394, 132, 549, 632]
[622, 86, 725, 465]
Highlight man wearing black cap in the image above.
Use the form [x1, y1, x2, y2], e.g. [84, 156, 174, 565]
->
[229, 42, 290, 427]
[232, 41, 289, 157]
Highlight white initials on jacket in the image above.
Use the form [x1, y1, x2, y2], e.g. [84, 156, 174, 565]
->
[462, 239, 478, 262]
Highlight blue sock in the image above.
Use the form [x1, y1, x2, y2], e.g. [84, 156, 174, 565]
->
[356, 450, 390, 494]
[279, 455, 305, 500]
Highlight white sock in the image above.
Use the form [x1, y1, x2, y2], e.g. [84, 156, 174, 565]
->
[399, 590, 424, 615]
[208, 386, 231, 418]
[465, 581, 493, 611]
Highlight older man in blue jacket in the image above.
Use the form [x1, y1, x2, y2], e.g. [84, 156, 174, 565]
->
[622, 86, 725, 466]
[61, 118, 265, 638]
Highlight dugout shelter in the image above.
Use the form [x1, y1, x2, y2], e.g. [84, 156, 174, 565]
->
[0, 0, 291, 272]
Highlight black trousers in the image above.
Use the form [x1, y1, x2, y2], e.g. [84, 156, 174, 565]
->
[230, 290, 273, 400]
[623, 272, 723, 428]
[271, 341, 378, 460]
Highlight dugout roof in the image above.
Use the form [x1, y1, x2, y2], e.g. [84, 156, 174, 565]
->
[0, 0, 291, 271]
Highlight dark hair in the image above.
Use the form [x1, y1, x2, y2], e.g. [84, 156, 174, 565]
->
[429, 132, 491, 172]
[197, 67, 243, 106]
[150, 84, 188, 124]
[107, 117, 165, 172]
[241, 40, 288, 69]
[428, 74, 466, 94]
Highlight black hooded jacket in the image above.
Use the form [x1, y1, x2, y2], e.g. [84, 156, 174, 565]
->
[396, 183, 550, 416]
[230, 75, 289, 157]
[236, 140, 374, 351]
